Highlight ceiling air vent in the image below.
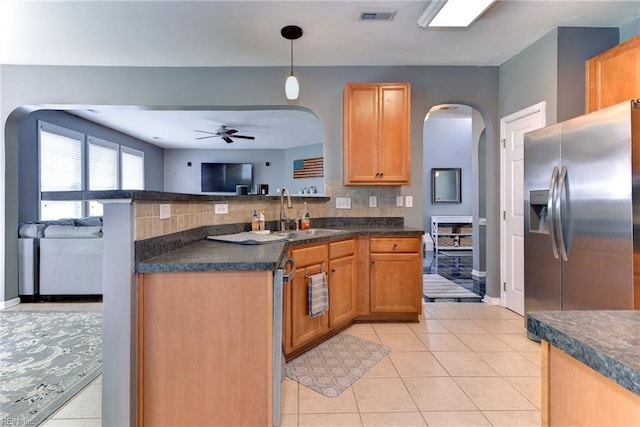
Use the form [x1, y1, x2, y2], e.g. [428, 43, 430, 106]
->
[359, 10, 397, 21]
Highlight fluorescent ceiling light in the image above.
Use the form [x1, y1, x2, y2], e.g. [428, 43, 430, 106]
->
[417, 0, 496, 28]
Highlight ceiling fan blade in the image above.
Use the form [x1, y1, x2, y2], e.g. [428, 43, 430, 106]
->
[194, 129, 217, 135]
[225, 128, 239, 135]
[231, 135, 255, 140]
[222, 135, 234, 143]
[196, 135, 215, 140]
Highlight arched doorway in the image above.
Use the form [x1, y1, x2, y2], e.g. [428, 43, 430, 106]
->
[422, 103, 487, 300]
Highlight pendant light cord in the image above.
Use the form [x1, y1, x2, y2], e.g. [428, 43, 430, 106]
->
[290, 39, 294, 74]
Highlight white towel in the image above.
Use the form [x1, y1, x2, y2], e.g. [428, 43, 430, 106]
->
[308, 272, 328, 318]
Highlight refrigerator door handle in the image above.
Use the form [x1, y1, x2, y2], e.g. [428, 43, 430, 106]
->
[547, 166, 560, 259]
[555, 165, 569, 261]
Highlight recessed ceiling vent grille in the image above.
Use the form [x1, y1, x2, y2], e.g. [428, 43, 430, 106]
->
[359, 10, 397, 21]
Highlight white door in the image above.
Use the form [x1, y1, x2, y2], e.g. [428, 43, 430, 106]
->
[500, 103, 545, 315]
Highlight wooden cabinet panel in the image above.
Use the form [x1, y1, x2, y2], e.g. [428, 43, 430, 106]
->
[344, 82, 411, 185]
[329, 254, 358, 328]
[370, 237, 421, 253]
[370, 252, 422, 314]
[586, 34, 640, 113]
[542, 341, 640, 426]
[289, 265, 328, 351]
[378, 85, 411, 183]
[138, 271, 273, 426]
[329, 238, 356, 259]
[284, 243, 329, 357]
[344, 84, 379, 181]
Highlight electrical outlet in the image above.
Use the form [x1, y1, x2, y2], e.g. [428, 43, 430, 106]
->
[396, 196, 403, 207]
[336, 197, 351, 209]
[369, 196, 377, 208]
[214, 204, 228, 214]
[159, 204, 171, 219]
[405, 196, 413, 208]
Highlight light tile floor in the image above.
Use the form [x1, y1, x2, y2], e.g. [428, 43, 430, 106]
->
[13, 301, 542, 426]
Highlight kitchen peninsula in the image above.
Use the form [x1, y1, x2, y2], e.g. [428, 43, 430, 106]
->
[42, 190, 423, 426]
[527, 311, 640, 426]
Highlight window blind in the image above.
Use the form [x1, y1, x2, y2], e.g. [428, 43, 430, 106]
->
[121, 148, 145, 190]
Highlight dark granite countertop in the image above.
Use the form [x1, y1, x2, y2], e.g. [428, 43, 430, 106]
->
[136, 226, 423, 274]
[527, 311, 640, 396]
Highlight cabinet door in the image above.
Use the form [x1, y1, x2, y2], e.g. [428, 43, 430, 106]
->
[370, 252, 421, 314]
[378, 84, 411, 183]
[586, 35, 640, 113]
[329, 254, 357, 328]
[344, 84, 379, 182]
[289, 264, 328, 351]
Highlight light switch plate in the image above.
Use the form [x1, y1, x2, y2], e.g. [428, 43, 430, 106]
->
[405, 196, 413, 208]
[336, 197, 351, 209]
[369, 196, 377, 208]
[396, 196, 403, 207]
[159, 204, 171, 219]
[214, 204, 228, 214]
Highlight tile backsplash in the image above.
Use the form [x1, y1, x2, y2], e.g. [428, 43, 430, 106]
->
[134, 180, 403, 240]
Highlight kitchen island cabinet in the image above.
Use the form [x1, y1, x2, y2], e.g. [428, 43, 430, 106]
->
[343, 82, 411, 185]
[527, 311, 640, 426]
[137, 271, 274, 426]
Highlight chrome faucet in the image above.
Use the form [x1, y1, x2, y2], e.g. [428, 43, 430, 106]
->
[280, 188, 293, 231]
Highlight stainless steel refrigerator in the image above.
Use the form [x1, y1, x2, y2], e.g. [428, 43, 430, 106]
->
[524, 100, 640, 321]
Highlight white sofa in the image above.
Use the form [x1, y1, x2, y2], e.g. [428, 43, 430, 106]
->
[18, 218, 103, 296]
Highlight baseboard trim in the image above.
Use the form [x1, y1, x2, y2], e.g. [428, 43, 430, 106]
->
[0, 297, 21, 310]
[471, 269, 486, 278]
[482, 295, 501, 305]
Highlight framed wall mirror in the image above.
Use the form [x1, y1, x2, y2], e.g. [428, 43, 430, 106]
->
[432, 168, 461, 203]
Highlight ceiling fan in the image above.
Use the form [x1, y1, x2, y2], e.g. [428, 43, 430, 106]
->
[194, 125, 256, 143]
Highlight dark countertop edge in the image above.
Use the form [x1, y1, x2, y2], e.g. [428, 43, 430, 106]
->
[527, 313, 640, 396]
[136, 261, 279, 274]
[41, 190, 330, 203]
[135, 226, 424, 274]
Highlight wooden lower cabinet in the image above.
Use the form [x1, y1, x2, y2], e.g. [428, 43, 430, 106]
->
[137, 271, 273, 427]
[369, 237, 422, 317]
[284, 235, 422, 359]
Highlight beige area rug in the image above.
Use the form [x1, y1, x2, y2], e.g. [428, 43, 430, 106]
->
[423, 273, 480, 301]
[285, 333, 390, 397]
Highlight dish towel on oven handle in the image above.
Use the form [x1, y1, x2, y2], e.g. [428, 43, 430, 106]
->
[308, 272, 329, 318]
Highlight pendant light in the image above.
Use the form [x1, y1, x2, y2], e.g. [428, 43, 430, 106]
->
[281, 25, 303, 100]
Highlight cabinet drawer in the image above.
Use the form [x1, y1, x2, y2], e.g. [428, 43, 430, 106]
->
[329, 239, 355, 259]
[290, 244, 328, 268]
[370, 237, 420, 253]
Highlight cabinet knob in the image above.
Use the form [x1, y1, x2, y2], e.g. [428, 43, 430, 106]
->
[331, 269, 336, 273]
[393, 243, 398, 250]
[371, 260, 375, 264]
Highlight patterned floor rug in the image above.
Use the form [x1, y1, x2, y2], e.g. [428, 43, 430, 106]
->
[0, 311, 103, 425]
[423, 274, 482, 302]
[285, 333, 390, 398]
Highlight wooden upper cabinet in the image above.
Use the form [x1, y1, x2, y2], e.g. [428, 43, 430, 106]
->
[586, 34, 640, 113]
[343, 82, 411, 185]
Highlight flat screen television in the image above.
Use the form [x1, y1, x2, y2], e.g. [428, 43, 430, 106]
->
[201, 162, 253, 193]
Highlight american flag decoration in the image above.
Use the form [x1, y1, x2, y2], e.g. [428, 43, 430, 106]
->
[293, 157, 324, 179]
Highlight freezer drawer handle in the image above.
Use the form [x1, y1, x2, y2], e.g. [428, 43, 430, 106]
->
[547, 166, 560, 259]
[555, 165, 569, 261]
